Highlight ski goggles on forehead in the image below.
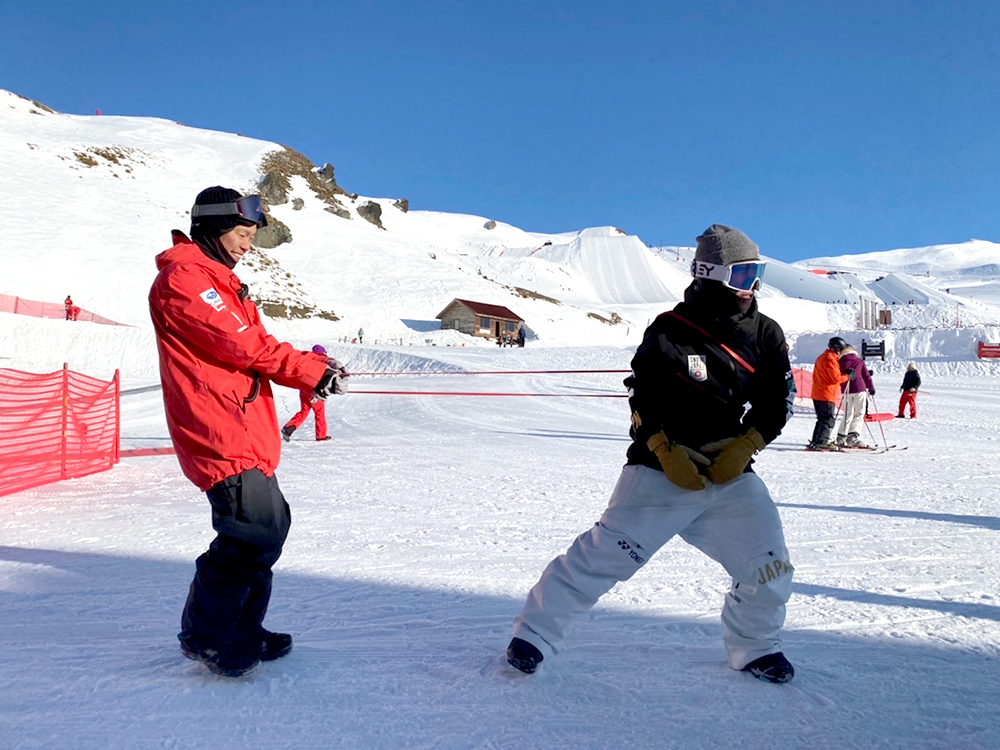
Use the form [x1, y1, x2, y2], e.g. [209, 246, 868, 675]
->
[691, 259, 766, 292]
[191, 194, 266, 224]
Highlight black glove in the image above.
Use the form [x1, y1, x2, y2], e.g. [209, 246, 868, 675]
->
[847, 368, 857, 381]
[313, 367, 344, 399]
[868, 385, 876, 396]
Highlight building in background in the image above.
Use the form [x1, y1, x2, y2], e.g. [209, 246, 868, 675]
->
[436, 299, 524, 343]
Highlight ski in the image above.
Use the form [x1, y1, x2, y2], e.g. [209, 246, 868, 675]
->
[802, 444, 905, 453]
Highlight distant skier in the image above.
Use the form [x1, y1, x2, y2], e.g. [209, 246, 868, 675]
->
[282, 344, 348, 442]
[807, 338, 849, 451]
[835, 343, 875, 448]
[64, 295, 80, 321]
[517, 326, 526, 347]
[149, 186, 344, 678]
[507, 224, 798, 684]
[897, 363, 921, 419]
[358, 327, 364, 344]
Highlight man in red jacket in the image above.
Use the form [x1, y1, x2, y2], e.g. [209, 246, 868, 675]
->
[149, 186, 342, 677]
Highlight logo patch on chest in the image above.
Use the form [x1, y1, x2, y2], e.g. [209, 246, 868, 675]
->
[199, 288, 226, 311]
[688, 354, 708, 382]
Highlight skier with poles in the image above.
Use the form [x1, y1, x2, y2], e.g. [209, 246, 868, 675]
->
[835, 342, 876, 448]
[506, 224, 798, 684]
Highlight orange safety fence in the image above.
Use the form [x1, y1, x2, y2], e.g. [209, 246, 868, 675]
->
[0, 365, 120, 497]
[0, 293, 128, 326]
[792, 367, 842, 406]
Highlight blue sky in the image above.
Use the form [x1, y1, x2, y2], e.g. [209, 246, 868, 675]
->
[4, 1, 999, 262]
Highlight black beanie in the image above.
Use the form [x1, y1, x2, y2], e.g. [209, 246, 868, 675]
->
[190, 186, 256, 269]
[191, 186, 247, 239]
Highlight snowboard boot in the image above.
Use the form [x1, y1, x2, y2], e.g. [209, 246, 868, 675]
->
[259, 630, 293, 661]
[179, 634, 260, 678]
[742, 652, 795, 684]
[506, 637, 544, 674]
[281, 425, 295, 442]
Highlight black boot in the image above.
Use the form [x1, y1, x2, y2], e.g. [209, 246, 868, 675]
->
[742, 652, 795, 683]
[259, 630, 293, 661]
[281, 425, 295, 442]
[506, 637, 543, 674]
[179, 633, 260, 678]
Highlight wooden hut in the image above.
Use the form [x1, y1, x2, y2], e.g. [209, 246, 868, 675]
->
[436, 299, 524, 343]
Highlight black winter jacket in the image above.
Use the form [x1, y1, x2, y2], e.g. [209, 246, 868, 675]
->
[901, 370, 921, 391]
[624, 280, 795, 472]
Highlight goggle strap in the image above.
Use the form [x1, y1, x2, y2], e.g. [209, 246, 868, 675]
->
[191, 203, 241, 217]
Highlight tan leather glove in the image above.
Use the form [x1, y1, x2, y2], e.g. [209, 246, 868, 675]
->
[700, 428, 766, 485]
[647, 431, 709, 491]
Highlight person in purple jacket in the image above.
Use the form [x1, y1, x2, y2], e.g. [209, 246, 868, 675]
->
[835, 342, 875, 448]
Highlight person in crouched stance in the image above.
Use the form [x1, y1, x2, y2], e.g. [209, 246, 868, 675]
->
[507, 224, 798, 684]
[149, 187, 344, 677]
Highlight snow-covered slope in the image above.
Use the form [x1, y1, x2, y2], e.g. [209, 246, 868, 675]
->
[0, 89, 677, 349]
[3, 85, 1000, 379]
[798, 239, 1000, 307]
[3, 89, 1000, 750]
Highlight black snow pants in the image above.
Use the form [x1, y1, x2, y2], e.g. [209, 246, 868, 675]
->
[810, 399, 837, 445]
[180, 468, 291, 645]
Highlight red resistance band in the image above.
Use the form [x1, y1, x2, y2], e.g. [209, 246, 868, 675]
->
[664, 311, 756, 374]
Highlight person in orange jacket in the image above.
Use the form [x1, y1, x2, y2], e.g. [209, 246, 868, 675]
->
[149, 187, 345, 678]
[807, 337, 849, 450]
[281, 344, 348, 441]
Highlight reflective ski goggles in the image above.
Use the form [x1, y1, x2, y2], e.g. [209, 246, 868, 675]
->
[191, 194, 266, 226]
[691, 259, 766, 292]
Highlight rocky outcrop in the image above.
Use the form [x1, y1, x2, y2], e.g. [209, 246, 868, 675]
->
[358, 201, 385, 230]
[253, 215, 292, 248]
[393, 198, 409, 213]
[324, 205, 351, 219]
[258, 148, 350, 218]
[258, 172, 288, 205]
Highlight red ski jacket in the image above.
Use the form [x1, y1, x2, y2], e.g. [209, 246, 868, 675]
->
[149, 233, 328, 490]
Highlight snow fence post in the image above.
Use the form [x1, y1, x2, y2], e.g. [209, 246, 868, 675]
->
[61, 363, 69, 481]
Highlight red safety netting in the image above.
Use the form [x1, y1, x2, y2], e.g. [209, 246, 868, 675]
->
[0, 293, 128, 326]
[792, 367, 842, 406]
[0, 365, 120, 497]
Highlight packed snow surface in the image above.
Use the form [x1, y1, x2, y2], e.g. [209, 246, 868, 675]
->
[2, 86, 999, 749]
[1, 339, 999, 750]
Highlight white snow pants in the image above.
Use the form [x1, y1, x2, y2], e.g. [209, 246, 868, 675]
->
[838, 391, 868, 439]
[512, 464, 793, 670]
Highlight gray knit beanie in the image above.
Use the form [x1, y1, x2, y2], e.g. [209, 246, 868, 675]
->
[694, 224, 760, 266]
